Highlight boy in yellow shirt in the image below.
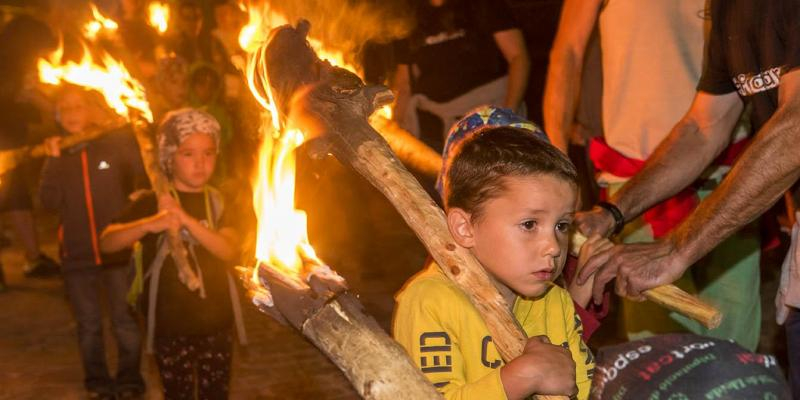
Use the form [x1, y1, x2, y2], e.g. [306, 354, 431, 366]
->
[393, 107, 594, 399]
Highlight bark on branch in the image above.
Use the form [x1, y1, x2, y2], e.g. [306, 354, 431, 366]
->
[131, 118, 203, 296]
[256, 20, 567, 399]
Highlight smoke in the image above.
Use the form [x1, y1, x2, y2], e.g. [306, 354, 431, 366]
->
[261, 0, 414, 65]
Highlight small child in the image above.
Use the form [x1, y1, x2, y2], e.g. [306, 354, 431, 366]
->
[100, 108, 245, 399]
[393, 107, 594, 399]
[40, 85, 147, 399]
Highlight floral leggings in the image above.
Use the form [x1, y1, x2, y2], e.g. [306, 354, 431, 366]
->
[154, 331, 233, 399]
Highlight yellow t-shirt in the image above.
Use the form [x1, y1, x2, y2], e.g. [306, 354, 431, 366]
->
[393, 263, 594, 400]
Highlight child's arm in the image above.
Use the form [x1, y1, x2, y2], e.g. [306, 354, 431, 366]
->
[100, 210, 178, 253]
[159, 194, 239, 262]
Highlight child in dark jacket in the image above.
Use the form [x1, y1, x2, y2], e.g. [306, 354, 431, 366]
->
[40, 85, 147, 399]
[100, 108, 244, 400]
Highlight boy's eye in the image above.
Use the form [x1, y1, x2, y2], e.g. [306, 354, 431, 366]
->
[520, 220, 536, 231]
[556, 221, 572, 233]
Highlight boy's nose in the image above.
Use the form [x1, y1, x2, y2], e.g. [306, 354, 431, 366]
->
[542, 232, 562, 259]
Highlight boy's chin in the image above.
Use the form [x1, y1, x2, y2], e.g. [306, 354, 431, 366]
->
[514, 282, 554, 299]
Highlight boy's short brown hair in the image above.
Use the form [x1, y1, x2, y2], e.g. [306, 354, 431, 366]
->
[444, 126, 578, 219]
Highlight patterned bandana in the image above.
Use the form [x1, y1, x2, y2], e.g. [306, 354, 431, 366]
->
[158, 108, 221, 176]
[436, 106, 549, 196]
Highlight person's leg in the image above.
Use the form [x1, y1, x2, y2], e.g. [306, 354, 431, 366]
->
[103, 265, 144, 395]
[6, 209, 40, 261]
[63, 268, 114, 394]
[196, 331, 233, 400]
[786, 308, 800, 396]
[8, 208, 60, 277]
[155, 335, 196, 400]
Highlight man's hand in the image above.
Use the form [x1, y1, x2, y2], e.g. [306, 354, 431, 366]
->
[578, 238, 688, 304]
[575, 205, 616, 238]
[500, 336, 577, 399]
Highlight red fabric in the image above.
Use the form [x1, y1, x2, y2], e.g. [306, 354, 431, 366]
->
[588, 138, 750, 238]
[80, 149, 102, 266]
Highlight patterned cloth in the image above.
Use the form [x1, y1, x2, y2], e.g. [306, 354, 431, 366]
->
[154, 331, 233, 400]
[436, 106, 547, 195]
[157, 108, 221, 177]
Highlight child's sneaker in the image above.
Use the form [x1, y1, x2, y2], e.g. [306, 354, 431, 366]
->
[23, 254, 61, 278]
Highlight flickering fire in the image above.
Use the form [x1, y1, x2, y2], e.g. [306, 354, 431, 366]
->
[240, 4, 391, 288]
[38, 43, 153, 123]
[240, 2, 343, 287]
[147, 1, 170, 34]
[83, 3, 119, 41]
[238, 2, 356, 74]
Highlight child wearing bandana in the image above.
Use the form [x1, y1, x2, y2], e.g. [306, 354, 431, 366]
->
[101, 108, 246, 399]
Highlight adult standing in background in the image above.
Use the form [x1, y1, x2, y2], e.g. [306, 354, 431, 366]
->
[391, 0, 529, 151]
[543, 0, 760, 350]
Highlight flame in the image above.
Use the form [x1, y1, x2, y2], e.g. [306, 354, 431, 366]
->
[238, 2, 357, 74]
[241, 4, 392, 286]
[252, 127, 323, 279]
[83, 3, 119, 41]
[37, 43, 153, 123]
[147, 1, 170, 34]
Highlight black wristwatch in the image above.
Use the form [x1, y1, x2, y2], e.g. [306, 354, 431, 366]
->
[596, 201, 625, 235]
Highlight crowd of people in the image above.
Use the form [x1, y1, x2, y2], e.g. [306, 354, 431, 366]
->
[1, 0, 799, 399]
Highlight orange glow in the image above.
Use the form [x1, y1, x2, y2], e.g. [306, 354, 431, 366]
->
[37, 43, 153, 123]
[244, 20, 321, 282]
[237, 2, 357, 74]
[240, 3, 394, 287]
[147, 1, 170, 34]
[251, 128, 324, 280]
[83, 3, 118, 41]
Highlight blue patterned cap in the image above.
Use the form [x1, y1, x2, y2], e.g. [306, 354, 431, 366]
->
[436, 106, 549, 196]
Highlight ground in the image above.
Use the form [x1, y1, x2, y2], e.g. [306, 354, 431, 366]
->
[0, 156, 789, 399]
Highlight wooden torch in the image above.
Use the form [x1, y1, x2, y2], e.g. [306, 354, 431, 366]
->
[259, 20, 567, 399]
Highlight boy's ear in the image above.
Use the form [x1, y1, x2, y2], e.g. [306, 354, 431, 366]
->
[447, 208, 476, 249]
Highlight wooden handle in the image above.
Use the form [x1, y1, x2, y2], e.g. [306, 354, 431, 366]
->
[0, 123, 125, 177]
[131, 119, 203, 296]
[570, 232, 721, 329]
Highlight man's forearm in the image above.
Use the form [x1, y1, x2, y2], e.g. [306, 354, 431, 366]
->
[543, 51, 582, 153]
[610, 97, 741, 221]
[671, 103, 800, 266]
[503, 54, 530, 111]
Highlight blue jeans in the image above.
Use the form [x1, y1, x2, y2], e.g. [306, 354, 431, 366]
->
[63, 264, 144, 393]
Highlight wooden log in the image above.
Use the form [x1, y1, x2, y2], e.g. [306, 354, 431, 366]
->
[130, 118, 203, 295]
[241, 261, 444, 400]
[260, 21, 567, 399]
[369, 115, 442, 179]
[570, 233, 722, 329]
[0, 123, 126, 177]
